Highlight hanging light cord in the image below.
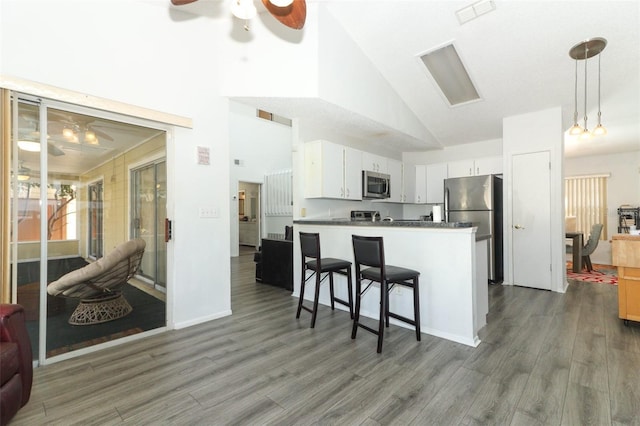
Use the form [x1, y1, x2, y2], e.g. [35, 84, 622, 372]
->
[582, 45, 589, 131]
[597, 54, 602, 125]
[573, 59, 579, 126]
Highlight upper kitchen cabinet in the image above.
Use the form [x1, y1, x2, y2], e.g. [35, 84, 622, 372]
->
[426, 163, 448, 204]
[304, 140, 362, 200]
[384, 159, 403, 203]
[414, 165, 427, 204]
[362, 152, 387, 173]
[447, 156, 503, 178]
[380, 159, 416, 203]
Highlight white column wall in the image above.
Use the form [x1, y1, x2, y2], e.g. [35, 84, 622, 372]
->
[503, 107, 565, 292]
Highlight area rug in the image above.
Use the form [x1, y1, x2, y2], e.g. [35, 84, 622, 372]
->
[25, 283, 166, 357]
[566, 262, 618, 285]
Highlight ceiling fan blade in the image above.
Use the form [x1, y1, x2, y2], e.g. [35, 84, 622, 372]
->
[88, 126, 114, 142]
[171, 0, 198, 5]
[48, 142, 65, 156]
[261, 0, 306, 30]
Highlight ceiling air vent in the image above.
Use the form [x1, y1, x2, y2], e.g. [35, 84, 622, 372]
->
[419, 43, 481, 107]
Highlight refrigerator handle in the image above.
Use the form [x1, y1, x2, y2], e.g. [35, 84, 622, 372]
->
[444, 187, 449, 222]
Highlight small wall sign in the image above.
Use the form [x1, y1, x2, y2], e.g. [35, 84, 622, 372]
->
[197, 146, 210, 165]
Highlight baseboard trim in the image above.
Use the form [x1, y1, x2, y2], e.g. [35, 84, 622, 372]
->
[173, 310, 232, 329]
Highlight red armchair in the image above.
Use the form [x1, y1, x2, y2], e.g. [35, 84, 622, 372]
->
[0, 304, 33, 426]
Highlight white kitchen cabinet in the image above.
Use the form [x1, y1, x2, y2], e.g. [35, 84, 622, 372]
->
[447, 156, 503, 178]
[414, 165, 427, 204]
[447, 159, 475, 178]
[426, 162, 447, 204]
[362, 152, 387, 173]
[384, 159, 403, 203]
[475, 156, 503, 176]
[304, 140, 362, 200]
[401, 163, 416, 203]
[343, 146, 363, 200]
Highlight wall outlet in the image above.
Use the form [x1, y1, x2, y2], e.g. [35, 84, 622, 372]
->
[199, 207, 219, 218]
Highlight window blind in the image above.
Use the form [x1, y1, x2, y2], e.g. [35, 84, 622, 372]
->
[565, 175, 608, 239]
[264, 169, 292, 216]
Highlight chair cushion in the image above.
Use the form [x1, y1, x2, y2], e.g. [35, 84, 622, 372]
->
[47, 238, 146, 298]
[306, 258, 351, 272]
[361, 265, 420, 282]
[0, 343, 20, 387]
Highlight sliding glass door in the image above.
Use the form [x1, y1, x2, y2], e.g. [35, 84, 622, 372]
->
[88, 180, 103, 259]
[131, 160, 167, 291]
[8, 92, 168, 363]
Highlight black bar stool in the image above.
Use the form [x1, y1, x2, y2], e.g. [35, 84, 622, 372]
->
[296, 232, 354, 328]
[351, 235, 421, 353]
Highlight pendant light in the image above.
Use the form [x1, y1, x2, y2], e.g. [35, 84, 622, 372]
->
[568, 37, 607, 138]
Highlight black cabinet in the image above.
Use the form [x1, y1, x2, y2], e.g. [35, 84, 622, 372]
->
[259, 238, 293, 291]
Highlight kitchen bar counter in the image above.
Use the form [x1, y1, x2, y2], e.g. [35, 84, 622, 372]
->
[294, 219, 472, 228]
[293, 221, 489, 346]
[294, 219, 490, 241]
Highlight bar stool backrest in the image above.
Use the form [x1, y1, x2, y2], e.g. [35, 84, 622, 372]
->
[300, 232, 321, 260]
[352, 235, 385, 268]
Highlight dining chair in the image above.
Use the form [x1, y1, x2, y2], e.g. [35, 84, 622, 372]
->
[566, 223, 604, 272]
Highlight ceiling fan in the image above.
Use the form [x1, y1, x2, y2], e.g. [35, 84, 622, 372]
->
[171, 0, 306, 30]
[47, 110, 114, 147]
[17, 115, 66, 156]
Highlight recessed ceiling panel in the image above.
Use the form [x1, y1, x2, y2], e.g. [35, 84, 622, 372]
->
[419, 43, 481, 106]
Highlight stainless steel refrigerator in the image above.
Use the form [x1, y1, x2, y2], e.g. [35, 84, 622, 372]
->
[444, 174, 503, 283]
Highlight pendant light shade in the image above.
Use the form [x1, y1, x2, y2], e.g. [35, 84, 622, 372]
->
[567, 37, 607, 138]
[230, 0, 257, 20]
[269, 0, 294, 6]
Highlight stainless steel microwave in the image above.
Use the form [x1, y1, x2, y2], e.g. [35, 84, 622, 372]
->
[362, 170, 391, 199]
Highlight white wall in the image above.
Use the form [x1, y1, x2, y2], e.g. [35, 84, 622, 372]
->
[1, 1, 232, 328]
[229, 102, 293, 256]
[402, 138, 503, 165]
[565, 151, 640, 264]
[503, 107, 565, 292]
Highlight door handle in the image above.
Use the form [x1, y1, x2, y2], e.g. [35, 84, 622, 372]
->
[514, 224, 525, 229]
[165, 218, 172, 242]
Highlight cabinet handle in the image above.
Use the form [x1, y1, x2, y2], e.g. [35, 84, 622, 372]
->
[346, 188, 350, 198]
[469, 167, 472, 175]
[341, 188, 344, 197]
[476, 167, 480, 175]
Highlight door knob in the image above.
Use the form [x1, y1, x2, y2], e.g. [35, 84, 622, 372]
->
[514, 224, 525, 229]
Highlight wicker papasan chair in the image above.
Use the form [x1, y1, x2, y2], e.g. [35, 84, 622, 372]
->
[47, 238, 146, 325]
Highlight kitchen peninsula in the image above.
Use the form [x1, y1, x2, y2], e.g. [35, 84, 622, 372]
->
[293, 219, 489, 346]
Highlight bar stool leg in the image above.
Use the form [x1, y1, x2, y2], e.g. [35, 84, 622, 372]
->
[329, 272, 335, 311]
[351, 277, 361, 339]
[310, 270, 321, 328]
[346, 266, 354, 319]
[385, 285, 391, 328]
[296, 268, 307, 319]
[413, 277, 421, 341]
[376, 281, 388, 353]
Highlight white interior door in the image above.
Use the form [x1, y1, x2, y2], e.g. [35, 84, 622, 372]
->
[512, 151, 551, 290]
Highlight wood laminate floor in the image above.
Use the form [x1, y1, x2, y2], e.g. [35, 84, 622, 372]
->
[12, 252, 640, 425]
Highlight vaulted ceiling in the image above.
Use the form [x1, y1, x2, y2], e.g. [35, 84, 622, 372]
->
[178, 0, 639, 159]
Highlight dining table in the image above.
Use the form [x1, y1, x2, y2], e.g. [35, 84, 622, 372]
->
[566, 231, 583, 272]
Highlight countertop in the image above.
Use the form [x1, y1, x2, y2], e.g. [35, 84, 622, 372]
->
[293, 219, 492, 241]
[293, 219, 472, 228]
[612, 234, 640, 241]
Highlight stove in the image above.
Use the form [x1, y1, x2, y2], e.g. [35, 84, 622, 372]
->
[350, 210, 380, 221]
